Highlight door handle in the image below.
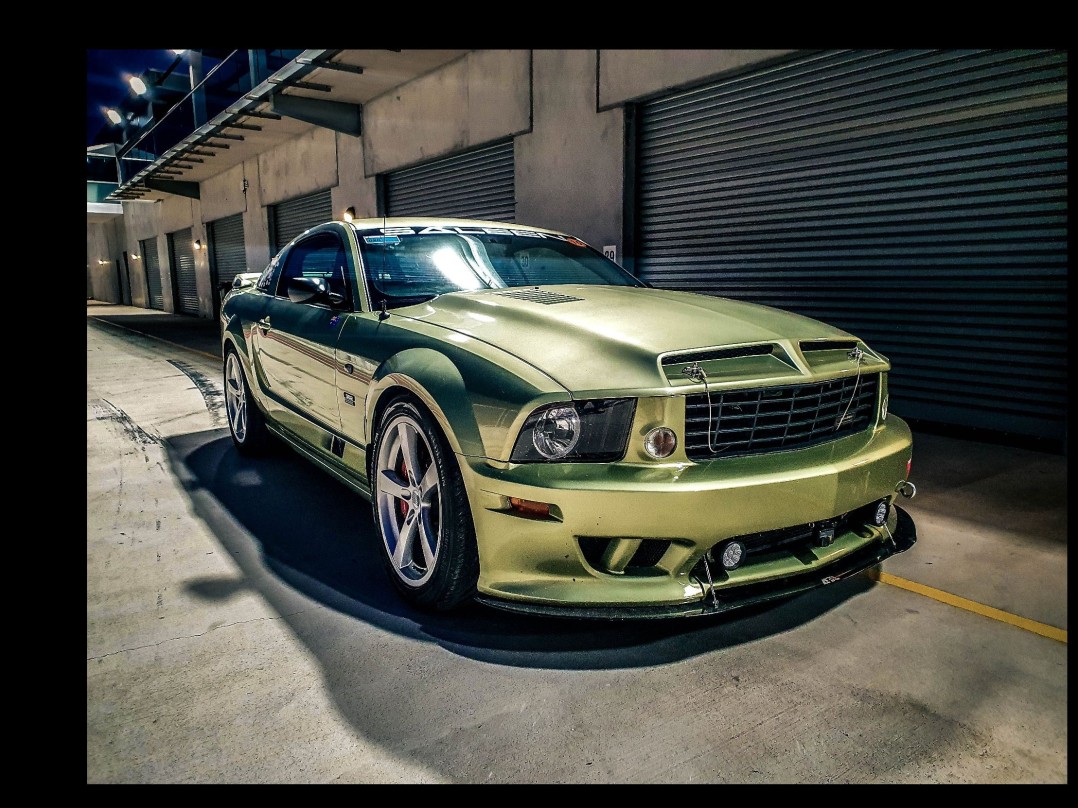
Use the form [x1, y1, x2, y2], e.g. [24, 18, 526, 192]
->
[257, 317, 271, 333]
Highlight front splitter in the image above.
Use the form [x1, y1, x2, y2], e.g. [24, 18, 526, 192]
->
[475, 507, 917, 620]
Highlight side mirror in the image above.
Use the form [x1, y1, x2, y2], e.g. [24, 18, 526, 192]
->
[286, 276, 330, 304]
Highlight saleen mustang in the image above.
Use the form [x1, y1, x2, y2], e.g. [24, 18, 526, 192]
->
[221, 217, 916, 617]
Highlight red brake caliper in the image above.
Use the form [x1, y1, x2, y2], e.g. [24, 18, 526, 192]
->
[398, 457, 409, 520]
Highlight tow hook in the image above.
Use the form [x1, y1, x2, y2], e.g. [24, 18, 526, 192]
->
[895, 480, 917, 499]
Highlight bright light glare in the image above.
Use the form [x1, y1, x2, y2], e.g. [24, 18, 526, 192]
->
[105, 108, 123, 125]
[431, 247, 483, 290]
[129, 76, 148, 95]
[171, 49, 187, 55]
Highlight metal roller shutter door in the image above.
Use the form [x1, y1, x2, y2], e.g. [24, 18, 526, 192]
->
[141, 238, 163, 310]
[636, 49, 1067, 442]
[385, 141, 515, 221]
[270, 190, 332, 254]
[168, 228, 199, 315]
[209, 214, 247, 290]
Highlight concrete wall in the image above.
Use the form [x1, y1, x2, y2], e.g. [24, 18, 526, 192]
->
[86, 215, 128, 303]
[362, 50, 531, 176]
[517, 49, 624, 252]
[597, 49, 795, 107]
[259, 126, 338, 206]
[332, 132, 376, 221]
[101, 49, 790, 318]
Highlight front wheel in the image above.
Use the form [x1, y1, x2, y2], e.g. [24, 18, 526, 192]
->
[371, 398, 479, 611]
[223, 347, 271, 454]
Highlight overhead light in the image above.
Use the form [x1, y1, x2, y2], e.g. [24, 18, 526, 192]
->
[171, 49, 187, 56]
[343, 206, 356, 222]
[131, 254, 141, 260]
[194, 239, 203, 250]
[98, 259, 109, 265]
[105, 108, 123, 125]
[129, 75, 148, 95]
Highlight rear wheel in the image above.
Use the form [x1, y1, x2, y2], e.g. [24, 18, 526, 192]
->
[371, 397, 479, 611]
[224, 347, 270, 454]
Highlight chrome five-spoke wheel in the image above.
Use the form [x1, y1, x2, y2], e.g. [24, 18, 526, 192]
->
[371, 398, 479, 610]
[223, 347, 269, 454]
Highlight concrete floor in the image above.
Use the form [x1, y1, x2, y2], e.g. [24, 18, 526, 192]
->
[86, 303, 1067, 784]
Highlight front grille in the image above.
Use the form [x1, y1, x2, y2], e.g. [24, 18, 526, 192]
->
[684, 373, 878, 460]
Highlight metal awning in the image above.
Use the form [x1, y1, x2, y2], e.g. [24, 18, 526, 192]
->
[108, 49, 469, 202]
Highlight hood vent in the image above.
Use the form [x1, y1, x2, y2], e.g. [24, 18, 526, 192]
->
[495, 288, 584, 305]
[800, 340, 857, 353]
[661, 344, 773, 366]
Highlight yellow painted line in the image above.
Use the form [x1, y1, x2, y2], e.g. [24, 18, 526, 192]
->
[867, 569, 1067, 644]
[88, 315, 221, 363]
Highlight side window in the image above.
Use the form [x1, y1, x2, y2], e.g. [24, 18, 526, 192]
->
[274, 233, 352, 307]
[256, 254, 281, 293]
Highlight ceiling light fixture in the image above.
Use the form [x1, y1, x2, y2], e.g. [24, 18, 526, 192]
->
[194, 239, 203, 250]
[105, 108, 123, 125]
[343, 207, 356, 222]
[129, 75, 148, 95]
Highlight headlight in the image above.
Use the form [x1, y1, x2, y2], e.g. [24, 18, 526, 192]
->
[511, 398, 636, 463]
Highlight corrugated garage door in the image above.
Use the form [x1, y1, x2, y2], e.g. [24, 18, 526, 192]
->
[270, 190, 332, 254]
[209, 214, 247, 298]
[385, 141, 515, 221]
[141, 237, 163, 310]
[168, 228, 199, 315]
[636, 49, 1067, 442]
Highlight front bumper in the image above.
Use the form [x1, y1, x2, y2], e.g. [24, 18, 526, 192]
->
[476, 507, 916, 619]
[458, 417, 916, 617]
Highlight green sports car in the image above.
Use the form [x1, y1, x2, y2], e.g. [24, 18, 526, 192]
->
[220, 217, 916, 618]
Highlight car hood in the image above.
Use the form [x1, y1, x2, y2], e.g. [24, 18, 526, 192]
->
[400, 285, 861, 393]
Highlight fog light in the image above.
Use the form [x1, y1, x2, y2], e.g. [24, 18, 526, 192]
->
[874, 500, 889, 526]
[719, 540, 745, 570]
[644, 427, 677, 458]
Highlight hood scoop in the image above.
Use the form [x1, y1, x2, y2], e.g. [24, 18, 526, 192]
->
[660, 344, 774, 366]
[495, 288, 584, 305]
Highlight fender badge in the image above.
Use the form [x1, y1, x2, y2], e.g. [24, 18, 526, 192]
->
[329, 315, 341, 326]
[343, 392, 356, 406]
[821, 575, 841, 585]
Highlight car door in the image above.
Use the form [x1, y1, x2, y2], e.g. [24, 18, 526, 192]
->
[254, 230, 353, 438]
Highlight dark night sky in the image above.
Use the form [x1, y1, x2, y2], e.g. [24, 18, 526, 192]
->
[86, 49, 179, 146]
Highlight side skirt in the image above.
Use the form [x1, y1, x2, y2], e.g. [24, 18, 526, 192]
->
[267, 421, 372, 501]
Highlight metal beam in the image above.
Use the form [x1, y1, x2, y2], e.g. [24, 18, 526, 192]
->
[269, 76, 332, 93]
[201, 141, 231, 149]
[213, 132, 245, 141]
[299, 57, 365, 75]
[223, 121, 262, 131]
[271, 93, 361, 135]
[240, 109, 282, 120]
[156, 169, 183, 175]
[144, 179, 201, 199]
[187, 150, 216, 157]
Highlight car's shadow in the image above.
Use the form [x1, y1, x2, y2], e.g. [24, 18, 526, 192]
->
[165, 429, 878, 670]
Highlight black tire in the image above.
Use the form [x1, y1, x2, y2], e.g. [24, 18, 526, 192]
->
[370, 397, 479, 611]
[223, 346, 271, 455]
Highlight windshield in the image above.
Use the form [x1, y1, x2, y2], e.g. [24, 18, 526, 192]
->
[356, 226, 644, 308]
